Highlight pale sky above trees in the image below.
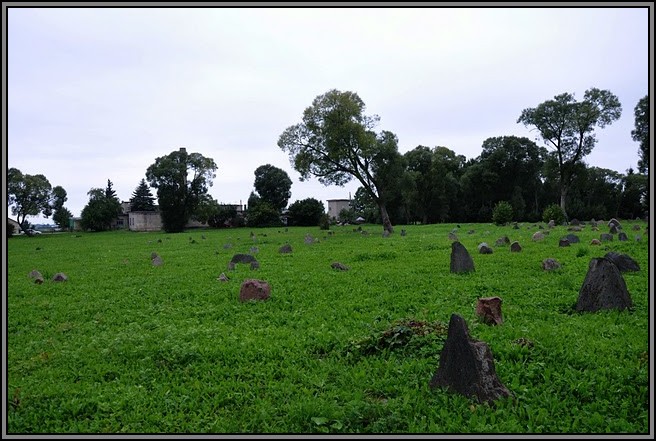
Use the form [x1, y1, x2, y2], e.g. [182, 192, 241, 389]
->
[6, 5, 650, 223]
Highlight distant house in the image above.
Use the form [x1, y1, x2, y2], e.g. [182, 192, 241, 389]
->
[327, 199, 352, 221]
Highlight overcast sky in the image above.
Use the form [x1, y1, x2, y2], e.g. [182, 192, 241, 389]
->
[6, 5, 650, 224]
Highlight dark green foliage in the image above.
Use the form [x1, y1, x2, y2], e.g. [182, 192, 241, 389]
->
[338, 207, 356, 224]
[145, 148, 217, 233]
[287, 198, 325, 226]
[253, 164, 293, 212]
[7, 167, 55, 231]
[208, 205, 239, 228]
[80, 182, 122, 232]
[246, 201, 282, 227]
[518, 88, 622, 219]
[492, 201, 513, 226]
[278, 89, 401, 233]
[53, 207, 73, 230]
[319, 213, 330, 230]
[631, 95, 649, 174]
[543, 203, 566, 225]
[130, 178, 156, 212]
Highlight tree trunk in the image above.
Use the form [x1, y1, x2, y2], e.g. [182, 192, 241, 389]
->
[379, 203, 394, 234]
[560, 186, 568, 222]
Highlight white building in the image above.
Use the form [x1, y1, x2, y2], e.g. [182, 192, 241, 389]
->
[327, 199, 352, 220]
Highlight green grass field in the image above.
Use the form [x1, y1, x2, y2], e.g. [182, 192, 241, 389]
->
[6, 222, 650, 434]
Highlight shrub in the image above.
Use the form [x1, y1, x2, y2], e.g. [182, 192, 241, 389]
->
[319, 213, 330, 230]
[492, 201, 513, 226]
[543, 203, 566, 225]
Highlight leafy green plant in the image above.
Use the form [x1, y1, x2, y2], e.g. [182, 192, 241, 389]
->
[492, 201, 513, 226]
[543, 203, 566, 225]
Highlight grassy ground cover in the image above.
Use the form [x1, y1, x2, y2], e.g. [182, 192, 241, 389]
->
[6, 221, 650, 434]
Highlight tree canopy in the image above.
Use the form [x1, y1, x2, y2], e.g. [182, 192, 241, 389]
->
[7, 167, 69, 234]
[277, 89, 402, 233]
[253, 164, 292, 212]
[130, 178, 157, 212]
[631, 95, 649, 175]
[517, 87, 621, 219]
[80, 180, 122, 231]
[145, 148, 217, 233]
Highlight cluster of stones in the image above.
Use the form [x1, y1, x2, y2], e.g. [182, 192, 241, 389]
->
[28, 270, 68, 284]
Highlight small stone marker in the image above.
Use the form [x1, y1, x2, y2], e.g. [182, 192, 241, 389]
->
[217, 273, 230, 282]
[52, 272, 68, 282]
[279, 244, 292, 254]
[558, 238, 570, 247]
[495, 236, 510, 246]
[151, 254, 163, 266]
[28, 269, 44, 284]
[448, 232, 459, 241]
[476, 297, 503, 325]
[542, 258, 561, 271]
[400, 229, 407, 237]
[429, 314, 511, 404]
[331, 262, 349, 271]
[600, 233, 613, 242]
[565, 234, 580, 244]
[477, 243, 493, 254]
[239, 279, 271, 302]
[608, 218, 621, 230]
[590, 239, 601, 246]
[450, 241, 475, 274]
[531, 232, 545, 241]
[618, 232, 628, 241]
[250, 261, 260, 270]
[604, 252, 640, 272]
[510, 241, 522, 252]
[576, 258, 633, 312]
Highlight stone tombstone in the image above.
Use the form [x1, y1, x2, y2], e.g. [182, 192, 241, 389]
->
[52, 272, 68, 282]
[565, 234, 580, 244]
[478, 243, 493, 254]
[250, 246, 259, 254]
[570, 218, 580, 226]
[151, 254, 163, 266]
[239, 279, 271, 302]
[576, 258, 633, 312]
[542, 258, 561, 271]
[510, 241, 522, 252]
[604, 252, 640, 272]
[558, 238, 570, 247]
[450, 241, 475, 274]
[476, 297, 503, 325]
[590, 239, 601, 246]
[230, 254, 258, 264]
[512, 222, 520, 230]
[600, 233, 613, 242]
[448, 232, 459, 241]
[548, 219, 556, 228]
[429, 314, 511, 404]
[495, 236, 510, 246]
[331, 262, 350, 271]
[28, 269, 44, 284]
[279, 244, 293, 254]
[635, 235, 642, 242]
[609, 225, 619, 234]
[250, 261, 260, 270]
[401, 229, 407, 236]
[532, 231, 545, 241]
[632, 224, 641, 231]
[217, 273, 230, 282]
[617, 232, 628, 241]
[608, 218, 622, 230]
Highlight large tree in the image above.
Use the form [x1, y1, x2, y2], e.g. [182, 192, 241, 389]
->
[130, 178, 157, 211]
[7, 167, 68, 234]
[517, 88, 621, 219]
[145, 148, 217, 233]
[80, 180, 123, 231]
[278, 89, 402, 233]
[253, 164, 292, 212]
[632, 95, 649, 175]
[287, 197, 325, 226]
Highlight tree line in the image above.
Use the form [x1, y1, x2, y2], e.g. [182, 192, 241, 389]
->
[8, 89, 648, 235]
